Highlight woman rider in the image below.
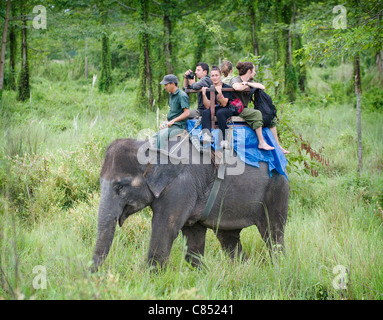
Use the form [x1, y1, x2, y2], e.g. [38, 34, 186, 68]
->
[200, 66, 234, 148]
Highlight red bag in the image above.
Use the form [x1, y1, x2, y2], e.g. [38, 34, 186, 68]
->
[228, 98, 244, 115]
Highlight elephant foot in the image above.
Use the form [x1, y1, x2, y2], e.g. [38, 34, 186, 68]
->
[216, 229, 246, 261]
[90, 254, 107, 273]
[182, 223, 207, 268]
[185, 252, 203, 268]
[147, 255, 169, 272]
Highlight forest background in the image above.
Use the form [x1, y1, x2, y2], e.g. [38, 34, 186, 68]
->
[0, 0, 382, 300]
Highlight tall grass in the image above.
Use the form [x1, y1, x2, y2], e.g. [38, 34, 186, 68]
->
[0, 65, 382, 300]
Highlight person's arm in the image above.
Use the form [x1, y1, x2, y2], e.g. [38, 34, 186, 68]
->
[167, 108, 190, 127]
[190, 76, 210, 90]
[215, 85, 229, 107]
[232, 82, 247, 91]
[183, 69, 194, 88]
[244, 81, 265, 90]
[201, 87, 210, 109]
[230, 77, 247, 91]
[231, 78, 265, 91]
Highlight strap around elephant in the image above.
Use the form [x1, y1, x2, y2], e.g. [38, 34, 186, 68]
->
[201, 163, 226, 220]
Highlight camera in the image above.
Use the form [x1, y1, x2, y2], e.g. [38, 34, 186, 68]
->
[187, 72, 195, 80]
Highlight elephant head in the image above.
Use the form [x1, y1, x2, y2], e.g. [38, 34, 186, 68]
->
[91, 138, 186, 272]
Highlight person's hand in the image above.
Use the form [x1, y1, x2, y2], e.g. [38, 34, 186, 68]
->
[184, 69, 192, 78]
[167, 120, 175, 127]
[215, 85, 222, 95]
[185, 69, 195, 85]
[201, 87, 207, 95]
[159, 121, 168, 130]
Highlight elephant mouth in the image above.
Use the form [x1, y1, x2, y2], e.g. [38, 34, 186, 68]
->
[118, 201, 139, 227]
[125, 201, 139, 214]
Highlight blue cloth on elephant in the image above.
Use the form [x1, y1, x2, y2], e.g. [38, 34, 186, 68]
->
[187, 119, 288, 180]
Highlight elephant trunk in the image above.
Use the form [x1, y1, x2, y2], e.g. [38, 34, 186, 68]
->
[91, 180, 120, 272]
[91, 217, 116, 272]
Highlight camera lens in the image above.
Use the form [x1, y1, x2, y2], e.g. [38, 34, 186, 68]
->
[187, 72, 194, 80]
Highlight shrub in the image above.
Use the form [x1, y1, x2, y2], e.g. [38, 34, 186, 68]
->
[5, 138, 103, 222]
[362, 87, 383, 112]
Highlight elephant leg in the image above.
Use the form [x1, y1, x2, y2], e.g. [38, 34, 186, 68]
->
[256, 210, 286, 256]
[146, 176, 198, 269]
[147, 221, 178, 269]
[147, 206, 192, 269]
[181, 223, 207, 267]
[259, 179, 288, 256]
[216, 229, 247, 260]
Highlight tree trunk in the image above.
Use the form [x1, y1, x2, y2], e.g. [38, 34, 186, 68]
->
[137, 0, 154, 110]
[273, 0, 279, 66]
[284, 0, 297, 101]
[376, 13, 382, 81]
[9, 20, 16, 91]
[273, 0, 285, 96]
[354, 55, 363, 173]
[164, 7, 173, 74]
[0, 0, 12, 92]
[250, 2, 259, 58]
[376, 50, 383, 82]
[99, 35, 112, 92]
[144, 32, 154, 109]
[85, 38, 88, 80]
[17, 10, 30, 102]
[296, 34, 306, 92]
[287, 0, 296, 65]
[98, 10, 112, 93]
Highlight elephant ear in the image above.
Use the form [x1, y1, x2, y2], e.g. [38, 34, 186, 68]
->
[143, 162, 185, 198]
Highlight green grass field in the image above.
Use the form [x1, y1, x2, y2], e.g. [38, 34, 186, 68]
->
[0, 63, 382, 300]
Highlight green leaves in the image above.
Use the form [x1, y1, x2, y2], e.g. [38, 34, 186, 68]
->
[296, 1, 383, 65]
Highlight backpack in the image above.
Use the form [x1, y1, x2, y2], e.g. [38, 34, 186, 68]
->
[250, 88, 277, 127]
[228, 98, 244, 116]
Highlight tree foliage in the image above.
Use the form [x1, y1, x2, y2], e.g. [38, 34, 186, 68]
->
[296, 1, 383, 65]
[1, 0, 382, 106]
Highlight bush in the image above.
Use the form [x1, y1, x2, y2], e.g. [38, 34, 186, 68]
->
[362, 87, 383, 112]
[5, 138, 103, 222]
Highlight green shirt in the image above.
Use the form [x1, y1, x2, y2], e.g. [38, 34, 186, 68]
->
[167, 88, 190, 129]
[229, 76, 255, 107]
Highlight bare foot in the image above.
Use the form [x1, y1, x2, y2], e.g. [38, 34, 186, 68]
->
[258, 141, 275, 151]
[279, 145, 290, 154]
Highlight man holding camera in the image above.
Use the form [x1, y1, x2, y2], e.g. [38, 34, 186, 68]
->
[183, 62, 213, 118]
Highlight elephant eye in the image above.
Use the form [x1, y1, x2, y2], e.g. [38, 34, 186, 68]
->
[113, 184, 124, 195]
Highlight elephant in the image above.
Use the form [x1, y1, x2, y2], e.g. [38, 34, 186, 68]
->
[91, 135, 289, 272]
